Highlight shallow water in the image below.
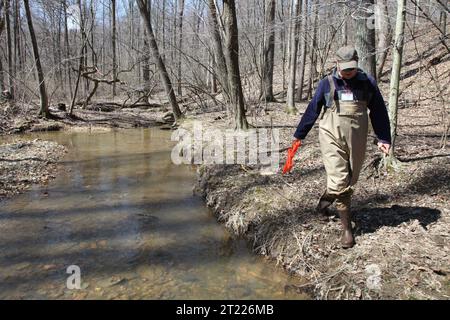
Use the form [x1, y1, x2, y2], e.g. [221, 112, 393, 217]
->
[0, 128, 307, 299]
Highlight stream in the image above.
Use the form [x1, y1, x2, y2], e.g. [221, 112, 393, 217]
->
[0, 128, 307, 299]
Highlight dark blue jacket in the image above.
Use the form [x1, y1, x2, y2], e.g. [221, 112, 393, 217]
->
[294, 69, 392, 144]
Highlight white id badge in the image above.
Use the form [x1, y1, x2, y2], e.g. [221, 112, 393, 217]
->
[341, 92, 354, 101]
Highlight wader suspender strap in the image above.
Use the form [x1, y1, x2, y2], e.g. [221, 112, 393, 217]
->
[327, 75, 336, 107]
[320, 75, 336, 120]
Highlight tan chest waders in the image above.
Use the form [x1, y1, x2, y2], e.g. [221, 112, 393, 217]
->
[319, 75, 369, 198]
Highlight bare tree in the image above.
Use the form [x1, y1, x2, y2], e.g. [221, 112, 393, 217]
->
[207, 0, 230, 100]
[306, 5, 318, 100]
[385, 0, 406, 168]
[261, 0, 276, 102]
[286, 0, 302, 113]
[376, 0, 392, 80]
[223, 0, 248, 130]
[112, 0, 117, 97]
[176, 0, 185, 96]
[4, 0, 14, 99]
[24, 0, 49, 117]
[342, 3, 348, 46]
[136, 0, 182, 121]
[355, 0, 376, 77]
[63, 0, 72, 98]
[0, 0, 4, 92]
[296, 0, 308, 101]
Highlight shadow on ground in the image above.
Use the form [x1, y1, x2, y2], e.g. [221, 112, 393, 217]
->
[353, 205, 441, 235]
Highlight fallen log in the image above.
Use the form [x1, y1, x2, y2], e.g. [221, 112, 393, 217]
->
[81, 101, 164, 112]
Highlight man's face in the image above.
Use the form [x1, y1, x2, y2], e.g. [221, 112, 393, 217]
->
[338, 64, 358, 79]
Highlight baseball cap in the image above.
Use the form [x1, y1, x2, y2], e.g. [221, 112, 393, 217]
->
[336, 46, 359, 70]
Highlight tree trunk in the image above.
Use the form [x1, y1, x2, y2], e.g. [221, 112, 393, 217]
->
[355, 0, 376, 77]
[412, 0, 419, 33]
[177, 0, 185, 96]
[101, 0, 106, 74]
[63, 0, 73, 99]
[56, 3, 64, 96]
[261, 0, 276, 102]
[342, 4, 348, 46]
[13, 0, 21, 74]
[69, 39, 87, 116]
[280, 0, 287, 90]
[162, 0, 166, 62]
[77, 0, 87, 96]
[142, 0, 151, 90]
[0, 57, 4, 92]
[5, 0, 14, 99]
[136, 0, 182, 121]
[207, 52, 218, 93]
[112, 0, 117, 97]
[376, 0, 392, 81]
[0, 1, 4, 92]
[207, 0, 230, 101]
[128, 0, 134, 70]
[223, 0, 248, 130]
[296, 0, 308, 101]
[171, 0, 177, 65]
[24, 0, 49, 117]
[0, 1, 4, 36]
[89, 1, 96, 67]
[307, 7, 318, 100]
[440, 8, 447, 40]
[286, 0, 302, 113]
[386, 0, 406, 165]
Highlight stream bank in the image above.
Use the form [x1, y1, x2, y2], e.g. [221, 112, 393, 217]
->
[186, 106, 449, 300]
[0, 139, 66, 201]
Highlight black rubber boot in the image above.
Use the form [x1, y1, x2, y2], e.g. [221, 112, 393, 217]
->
[315, 191, 335, 221]
[336, 194, 354, 248]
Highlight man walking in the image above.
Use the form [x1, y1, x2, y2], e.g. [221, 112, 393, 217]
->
[293, 46, 391, 248]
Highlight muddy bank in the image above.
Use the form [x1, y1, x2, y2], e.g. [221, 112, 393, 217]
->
[0, 139, 66, 201]
[191, 106, 449, 300]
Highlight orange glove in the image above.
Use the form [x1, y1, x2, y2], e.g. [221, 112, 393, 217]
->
[282, 140, 302, 174]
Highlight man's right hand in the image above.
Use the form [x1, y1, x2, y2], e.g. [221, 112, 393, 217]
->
[377, 142, 391, 154]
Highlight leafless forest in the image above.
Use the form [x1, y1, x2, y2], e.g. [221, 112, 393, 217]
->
[0, 1, 448, 131]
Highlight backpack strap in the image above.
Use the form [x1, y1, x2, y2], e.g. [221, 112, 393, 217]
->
[320, 75, 336, 120]
[327, 75, 336, 107]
